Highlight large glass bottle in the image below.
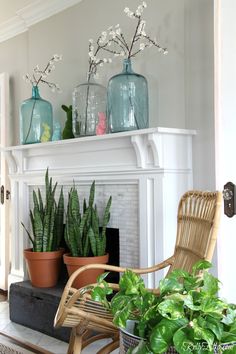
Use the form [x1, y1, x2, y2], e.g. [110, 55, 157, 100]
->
[107, 58, 149, 133]
[20, 86, 53, 144]
[72, 74, 107, 137]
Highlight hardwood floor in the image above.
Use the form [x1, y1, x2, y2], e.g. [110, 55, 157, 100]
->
[0, 331, 53, 353]
[0, 290, 7, 302]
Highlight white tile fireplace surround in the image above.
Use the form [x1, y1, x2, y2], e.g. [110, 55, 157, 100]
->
[5, 127, 196, 288]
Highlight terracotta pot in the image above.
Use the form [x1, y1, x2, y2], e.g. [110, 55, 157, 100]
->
[63, 253, 109, 288]
[24, 248, 64, 288]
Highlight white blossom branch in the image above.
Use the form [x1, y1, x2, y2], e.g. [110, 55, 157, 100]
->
[23, 54, 62, 92]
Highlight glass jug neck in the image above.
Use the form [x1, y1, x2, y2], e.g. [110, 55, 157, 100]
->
[32, 86, 40, 99]
[122, 59, 134, 74]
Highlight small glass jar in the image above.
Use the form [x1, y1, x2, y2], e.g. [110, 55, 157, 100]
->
[72, 74, 107, 137]
[20, 86, 53, 144]
[107, 58, 149, 133]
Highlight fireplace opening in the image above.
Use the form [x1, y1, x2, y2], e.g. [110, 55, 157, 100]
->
[104, 227, 120, 284]
[59, 227, 120, 285]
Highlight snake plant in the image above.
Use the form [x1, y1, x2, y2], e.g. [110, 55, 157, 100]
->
[22, 169, 64, 252]
[64, 181, 112, 257]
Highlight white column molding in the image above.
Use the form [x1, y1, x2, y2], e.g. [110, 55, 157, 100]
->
[139, 175, 165, 287]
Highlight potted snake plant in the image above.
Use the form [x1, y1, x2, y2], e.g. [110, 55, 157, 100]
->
[63, 181, 112, 288]
[92, 260, 236, 354]
[22, 169, 64, 288]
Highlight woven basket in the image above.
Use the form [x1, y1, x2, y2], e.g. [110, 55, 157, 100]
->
[119, 322, 236, 354]
[119, 324, 177, 353]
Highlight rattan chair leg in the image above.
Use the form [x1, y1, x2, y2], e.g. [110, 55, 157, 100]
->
[82, 333, 116, 349]
[67, 329, 76, 354]
[67, 328, 84, 354]
[73, 335, 82, 353]
[97, 336, 120, 354]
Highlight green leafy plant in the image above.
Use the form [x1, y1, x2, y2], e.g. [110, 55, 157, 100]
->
[64, 181, 112, 257]
[92, 261, 236, 353]
[21, 169, 64, 252]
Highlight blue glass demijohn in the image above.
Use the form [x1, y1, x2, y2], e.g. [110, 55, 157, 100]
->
[107, 58, 149, 133]
[20, 86, 53, 144]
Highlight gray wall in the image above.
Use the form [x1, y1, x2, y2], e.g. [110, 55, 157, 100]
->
[0, 0, 215, 189]
[185, 0, 215, 190]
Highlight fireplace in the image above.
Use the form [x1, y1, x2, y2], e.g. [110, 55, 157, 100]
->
[6, 127, 195, 341]
[5, 127, 195, 289]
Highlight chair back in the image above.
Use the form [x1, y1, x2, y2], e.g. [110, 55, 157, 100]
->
[167, 190, 222, 274]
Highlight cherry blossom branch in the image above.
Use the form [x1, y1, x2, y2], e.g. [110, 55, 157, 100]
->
[23, 54, 62, 92]
[97, 2, 168, 61]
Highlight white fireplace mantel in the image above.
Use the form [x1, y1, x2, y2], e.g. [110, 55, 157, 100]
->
[5, 127, 196, 288]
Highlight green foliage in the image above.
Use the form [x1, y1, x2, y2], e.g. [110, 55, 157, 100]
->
[21, 169, 64, 252]
[91, 260, 236, 354]
[62, 105, 74, 139]
[64, 181, 112, 257]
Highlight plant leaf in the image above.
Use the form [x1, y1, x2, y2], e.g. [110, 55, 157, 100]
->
[168, 269, 190, 279]
[158, 299, 185, 320]
[203, 315, 223, 341]
[221, 331, 236, 343]
[202, 271, 219, 296]
[200, 297, 226, 317]
[192, 260, 212, 274]
[192, 318, 214, 350]
[159, 277, 184, 295]
[222, 307, 236, 326]
[119, 270, 145, 295]
[88, 181, 95, 207]
[183, 294, 201, 311]
[150, 318, 188, 353]
[173, 327, 196, 354]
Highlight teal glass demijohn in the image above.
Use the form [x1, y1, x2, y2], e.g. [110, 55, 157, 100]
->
[20, 86, 53, 144]
[107, 58, 149, 133]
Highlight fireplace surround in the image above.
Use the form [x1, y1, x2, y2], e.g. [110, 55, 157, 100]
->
[5, 127, 196, 289]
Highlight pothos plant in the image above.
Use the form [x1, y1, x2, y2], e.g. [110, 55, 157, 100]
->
[92, 260, 236, 354]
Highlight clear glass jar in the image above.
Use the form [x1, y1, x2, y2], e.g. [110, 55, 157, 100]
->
[20, 86, 53, 144]
[107, 58, 149, 133]
[72, 75, 107, 137]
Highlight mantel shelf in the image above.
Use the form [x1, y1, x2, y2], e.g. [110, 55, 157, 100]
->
[4, 127, 196, 152]
[3, 127, 196, 177]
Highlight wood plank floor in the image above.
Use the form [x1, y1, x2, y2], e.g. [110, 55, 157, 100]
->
[0, 292, 7, 302]
[0, 331, 53, 353]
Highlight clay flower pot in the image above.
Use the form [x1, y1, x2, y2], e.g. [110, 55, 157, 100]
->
[24, 248, 64, 288]
[63, 253, 109, 288]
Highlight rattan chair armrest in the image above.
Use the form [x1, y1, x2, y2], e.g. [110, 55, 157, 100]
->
[65, 255, 175, 288]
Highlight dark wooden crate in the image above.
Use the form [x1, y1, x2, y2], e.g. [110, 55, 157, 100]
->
[9, 280, 70, 342]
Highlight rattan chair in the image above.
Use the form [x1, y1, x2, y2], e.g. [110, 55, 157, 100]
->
[54, 190, 222, 354]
